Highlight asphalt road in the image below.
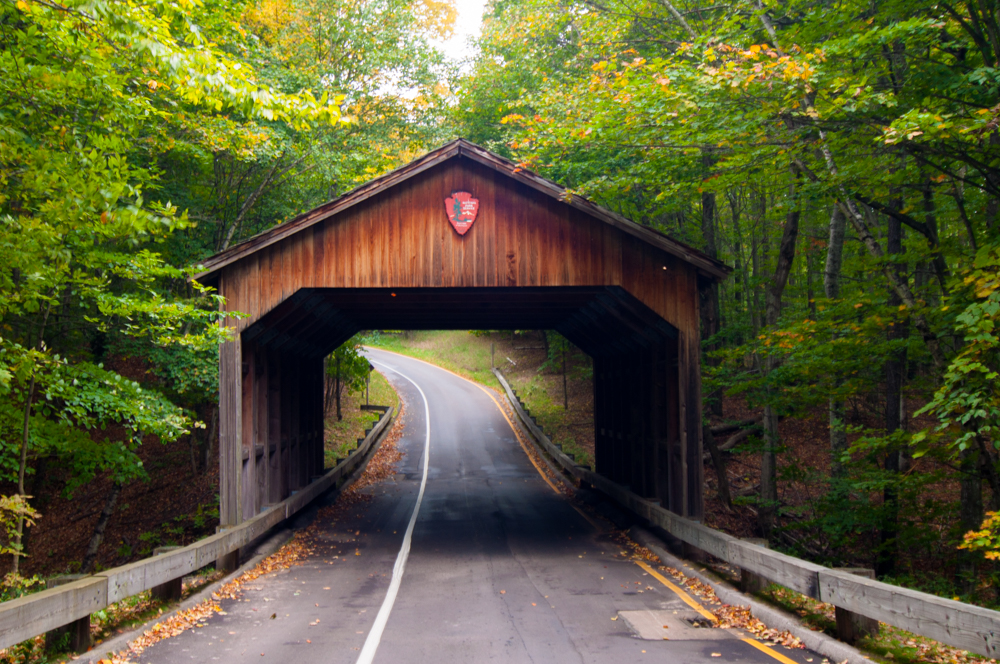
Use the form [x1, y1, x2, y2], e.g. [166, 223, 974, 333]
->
[138, 349, 818, 664]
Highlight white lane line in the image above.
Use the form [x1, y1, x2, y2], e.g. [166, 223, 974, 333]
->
[356, 360, 431, 664]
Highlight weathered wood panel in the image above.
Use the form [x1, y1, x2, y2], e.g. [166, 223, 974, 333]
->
[819, 570, 1000, 657]
[215, 159, 702, 338]
[0, 576, 106, 650]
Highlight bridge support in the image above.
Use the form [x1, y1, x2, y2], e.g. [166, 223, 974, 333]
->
[592, 333, 702, 519]
[220, 338, 326, 527]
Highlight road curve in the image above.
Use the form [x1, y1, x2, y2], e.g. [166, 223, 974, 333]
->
[135, 348, 815, 664]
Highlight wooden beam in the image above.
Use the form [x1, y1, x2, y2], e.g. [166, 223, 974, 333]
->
[218, 338, 241, 526]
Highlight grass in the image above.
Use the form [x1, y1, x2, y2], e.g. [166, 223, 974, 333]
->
[365, 330, 502, 389]
[506, 372, 594, 468]
[365, 330, 595, 468]
[324, 368, 399, 467]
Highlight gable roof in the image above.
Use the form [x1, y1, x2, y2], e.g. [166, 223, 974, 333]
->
[194, 138, 731, 282]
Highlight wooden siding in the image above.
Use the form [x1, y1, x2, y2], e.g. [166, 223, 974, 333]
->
[218, 158, 700, 339]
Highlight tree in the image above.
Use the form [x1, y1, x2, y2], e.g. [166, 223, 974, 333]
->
[325, 335, 371, 421]
[0, 0, 339, 572]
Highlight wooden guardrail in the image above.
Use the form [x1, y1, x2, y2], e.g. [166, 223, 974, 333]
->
[0, 405, 394, 652]
[492, 368, 1000, 659]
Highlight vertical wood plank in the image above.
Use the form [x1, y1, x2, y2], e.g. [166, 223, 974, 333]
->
[256, 347, 268, 512]
[241, 342, 255, 521]
[218, 271, 241, 525]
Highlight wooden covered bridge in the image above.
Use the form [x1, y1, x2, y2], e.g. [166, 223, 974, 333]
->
[195, 139, 730, 529]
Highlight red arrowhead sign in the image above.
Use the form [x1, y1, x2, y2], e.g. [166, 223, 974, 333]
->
[445, 191, 479, 235]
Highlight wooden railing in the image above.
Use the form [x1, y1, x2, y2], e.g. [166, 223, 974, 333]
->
[0, 406, 394, 652]
[492, 368, 1000, 659]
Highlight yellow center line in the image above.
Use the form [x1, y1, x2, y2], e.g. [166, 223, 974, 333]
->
[740, 636, 803, 664]
[475, 385, 564, 496]
[635, 560, 718, 623]
[364, 347, 563, 495]
[636, 560, 803, 664]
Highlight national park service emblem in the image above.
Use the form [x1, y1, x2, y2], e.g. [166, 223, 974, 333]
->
[445, 191, 479, 235]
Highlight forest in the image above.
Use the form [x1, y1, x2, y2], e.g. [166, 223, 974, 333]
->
[0, 0, 998, 618]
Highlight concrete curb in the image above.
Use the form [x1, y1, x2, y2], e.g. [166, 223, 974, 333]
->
[493, 385, 578, 493]
[629, 526, 875, 664]
[74, 408, 399, 663]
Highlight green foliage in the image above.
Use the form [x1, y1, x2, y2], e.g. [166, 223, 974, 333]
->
[327, 334, 372, 396]
[0, 495, 39, 558]
[961, 512, 1000, 561]
[0, 572, 43, 602]
[915, 245, 1000, 454]
[0, 0, 346, 566]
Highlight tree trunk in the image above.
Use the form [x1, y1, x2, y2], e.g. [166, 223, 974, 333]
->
[799, 147, 945, 368]
[335, 356, 342, 421]
[958, 447, 983, 596]
[81, 482, 122, 574]
[701, 152, 723, 416]
[189, 433, 198, 476]
[12, 374, 37, 575]
[562, 339, 568, 410]
[759, 166, 801, 537]
[203, 406, 218, 474]
[704, 425, 733, 510]
[878, 211, 907, 578]
[824, 204, 849, 478]
[13, 299, 52, 574]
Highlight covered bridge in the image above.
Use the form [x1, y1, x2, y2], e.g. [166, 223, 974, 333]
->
[195, 139, 730, 529]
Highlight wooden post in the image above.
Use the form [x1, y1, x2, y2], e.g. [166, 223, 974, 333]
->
[255, 349, 268, 513]
[215, 526, 240, 573]
[268, 353, 281, 504]
[280, 357, 291, 499]
[240, 343, 256, 522]
[315, 360, 325, 472]
[632, 350, 646, 494]
[687, 327, 705, 520]
[612, 358, 625, 484]
[594, 358, 608, 477]
[739, 538, 771, 594]
[666, 337, 684, 514]
[289, 357, 301, 492]
[644, 346, 658, 499]
[44, 575, 92, 653]
[218, 337, 242, 527]
[834, 568, 880, 643]
[150, 546, 183, 602]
